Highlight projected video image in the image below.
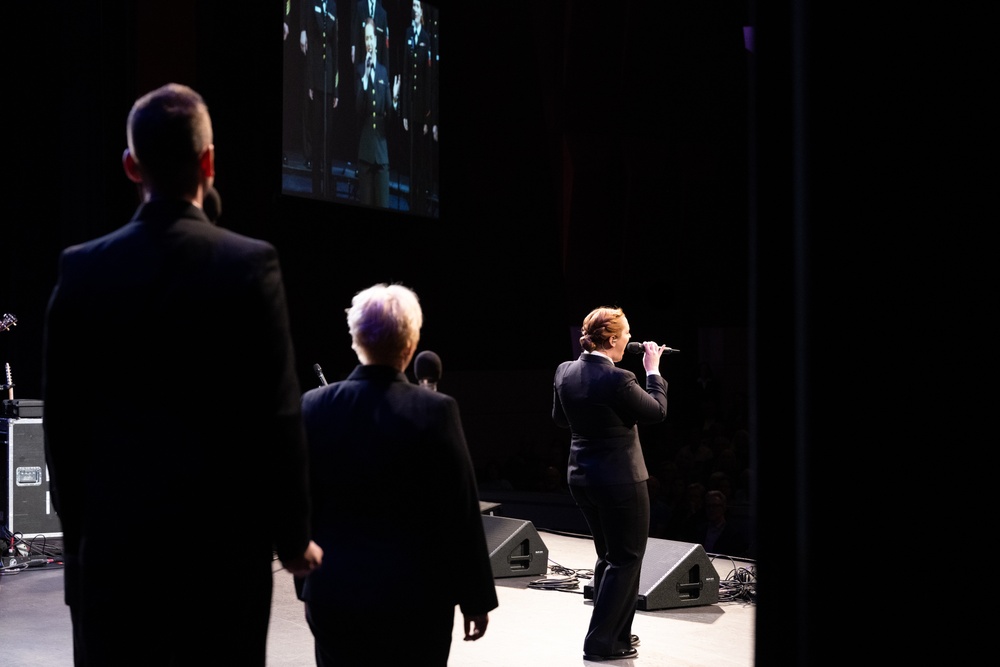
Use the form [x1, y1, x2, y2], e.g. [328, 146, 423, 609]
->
[281, 0, 440, 219]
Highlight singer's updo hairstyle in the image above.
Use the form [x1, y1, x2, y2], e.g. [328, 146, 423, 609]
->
[579, 306, 626, 353]
[347, 283, 423, 368]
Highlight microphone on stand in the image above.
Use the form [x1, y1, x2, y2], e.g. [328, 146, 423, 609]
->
[313, 363, 329, 386]
[414, 350, 441, 391]
[626, 342, 680, 355]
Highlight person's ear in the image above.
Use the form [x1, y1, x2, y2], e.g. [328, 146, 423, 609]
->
[122, 149, 143, 184]
[199, 144, 215, 180]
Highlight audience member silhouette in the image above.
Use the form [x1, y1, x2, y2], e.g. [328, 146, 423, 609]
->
[647, 474, 673, 538]
[686, 489, 751, 558]
[706, 470, 734, 501]
[665, 481, 707, 542]
[477, 458, 514, 492]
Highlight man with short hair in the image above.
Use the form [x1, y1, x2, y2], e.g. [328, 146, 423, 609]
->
[43, 82, 322, 666]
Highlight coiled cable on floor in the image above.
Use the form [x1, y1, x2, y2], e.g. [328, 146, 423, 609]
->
[527, 559, 594, 592]
[711, 554, 757, 603]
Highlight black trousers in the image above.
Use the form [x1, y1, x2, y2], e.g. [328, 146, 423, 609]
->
[69, 554, 273, 666]
[569, 480, 650, 656]
[305, 600, 455, 666]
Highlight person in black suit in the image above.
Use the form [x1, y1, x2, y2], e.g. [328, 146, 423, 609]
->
[300, 0, 340, 198]
[356, 17, 400, 207]
[297, 283, 498, 666]
[401, 0, 437, 216]
[41, 83, 322, 666]
[552, 306, 669, 662]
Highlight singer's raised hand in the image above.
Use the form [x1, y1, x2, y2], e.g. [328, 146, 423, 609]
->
[641, 341, 666, 373]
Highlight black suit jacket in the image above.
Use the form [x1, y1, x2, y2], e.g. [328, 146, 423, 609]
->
[298, 364, 498, 615]
[42, 200, 312, 589]
[552, 353, 668, 486]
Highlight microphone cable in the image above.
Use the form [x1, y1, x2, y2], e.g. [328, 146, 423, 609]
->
[527, 558, 594, 592]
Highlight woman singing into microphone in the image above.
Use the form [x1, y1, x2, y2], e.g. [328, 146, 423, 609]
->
[551, 306, 669, 662]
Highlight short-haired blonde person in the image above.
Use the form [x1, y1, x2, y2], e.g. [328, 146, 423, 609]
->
[298, 283, 498, 666]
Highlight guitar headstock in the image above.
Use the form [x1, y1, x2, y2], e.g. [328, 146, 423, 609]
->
[0, 313, 16, 333]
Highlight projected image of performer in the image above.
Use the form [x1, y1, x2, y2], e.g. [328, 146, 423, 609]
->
[300, 0, 340, 198]
[355, 17, 400, 207]
[401, 0, 437, 216]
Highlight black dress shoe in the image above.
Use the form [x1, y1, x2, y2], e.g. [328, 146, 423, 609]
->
[630, 634, 640, 647]
[583, 648, 638, 661]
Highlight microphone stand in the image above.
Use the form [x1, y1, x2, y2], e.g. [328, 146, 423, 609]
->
[320, 4, 329, 199]
[408, 22, 416, 214]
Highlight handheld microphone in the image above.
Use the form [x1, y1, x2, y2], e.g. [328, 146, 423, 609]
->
[414, 350, 441, 391]
[313, 363, 328, 386]
[626, 342, 680, 355]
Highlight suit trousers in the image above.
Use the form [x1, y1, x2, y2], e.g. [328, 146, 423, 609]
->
[69, 554, 273, 666]
[306, 600, 455, 666]
[570, 480, 650, 656]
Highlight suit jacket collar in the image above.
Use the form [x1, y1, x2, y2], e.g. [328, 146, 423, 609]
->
[132, 199, 210, 226]
[580, 352, 615, 367]
[346, 364, 409, 384]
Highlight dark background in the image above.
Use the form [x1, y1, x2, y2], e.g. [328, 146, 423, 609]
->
[5, 1, 752, 472]
[0, 1, 890, 663]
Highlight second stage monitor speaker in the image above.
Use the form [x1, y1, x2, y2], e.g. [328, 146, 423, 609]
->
[584, 538, 719, 610]
[482, 514, 549, 578]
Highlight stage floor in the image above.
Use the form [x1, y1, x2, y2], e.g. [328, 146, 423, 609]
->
[0, 530, 755, 666]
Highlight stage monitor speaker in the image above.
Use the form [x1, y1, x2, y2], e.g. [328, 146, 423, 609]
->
[584, 538, 719, 610]
[482, 514, 548, 578]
